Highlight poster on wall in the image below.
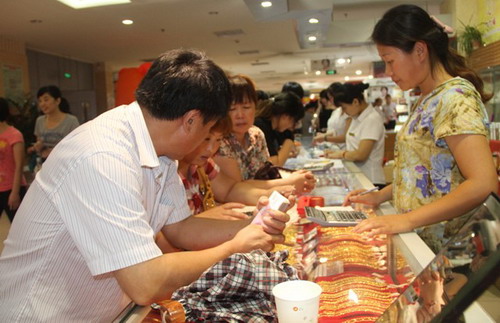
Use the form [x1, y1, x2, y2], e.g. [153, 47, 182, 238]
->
[2, 64, 23, 100]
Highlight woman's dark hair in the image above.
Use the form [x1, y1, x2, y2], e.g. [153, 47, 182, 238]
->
[256, 92, 305, 122]
[372, 4, 490, 103]
[136, 49, 231, 123]
[0, 97, 9, 122]
[37, 85, 62, 100]
[256, 89, 269, 101]
[59, 97, 71, 113]
[327, 82, 343, 98]
[228, 74, 258, 105]
[333, 83, 370, 107]
[319, 89, 329, 100]
[281, 81, 304, 99]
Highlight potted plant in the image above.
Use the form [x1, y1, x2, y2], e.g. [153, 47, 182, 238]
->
[458, 21, 485, 56]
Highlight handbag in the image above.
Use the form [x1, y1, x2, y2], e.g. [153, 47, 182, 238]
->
[253, 161, 282, 180]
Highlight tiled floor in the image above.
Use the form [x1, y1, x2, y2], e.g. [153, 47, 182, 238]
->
[0, 211, 11, 254]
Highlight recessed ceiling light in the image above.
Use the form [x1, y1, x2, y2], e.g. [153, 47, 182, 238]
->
[355, 70, 362, 75]
[336, 58, 346, 65]
[308, 35, 317, 42]
[315, 71, 321, 75]
[309, 18, 319, 24]
[57, 0, 131, 9]
[261, 1, 272, 8]
[122, 19, 133, 25]
[344, 76, 350, 81]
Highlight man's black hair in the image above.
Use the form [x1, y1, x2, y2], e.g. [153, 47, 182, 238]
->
[136, 49, 231, 123]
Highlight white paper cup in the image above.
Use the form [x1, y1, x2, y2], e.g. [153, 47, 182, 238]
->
[272, 280, 322, 323]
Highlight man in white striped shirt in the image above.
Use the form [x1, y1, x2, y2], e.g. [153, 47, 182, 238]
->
[0, 49, 290, 322]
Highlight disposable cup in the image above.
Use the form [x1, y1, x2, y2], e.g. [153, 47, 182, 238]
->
[272, 280, 322, 323]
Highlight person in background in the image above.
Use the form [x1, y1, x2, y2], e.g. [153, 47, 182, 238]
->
[0, 50, 292, 322]
[214, 74, 315, 192]
[255, 90, 269, 114]
[379, 86, 389, 104]
[382, 94, 398, 130]
[326, 83, 386, 188]
[373, 97, 384, 117]
[255, 92, 305, 166]
[347, 4, 497, 253]
[281, 81, 304, 140]
[28, 85, 79, 162]
[301, 99, 318, 136]
[178, 117, 295, 218]
[317, 89, 335, 132]
[281, 81, 304, 101]
[313, 83, 351, 150]
[0, 98, 27, 222]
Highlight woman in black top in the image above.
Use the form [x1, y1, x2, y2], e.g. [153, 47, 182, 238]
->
[254, 92, 304, 166]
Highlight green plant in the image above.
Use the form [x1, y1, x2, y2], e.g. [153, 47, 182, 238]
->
[458, 21, 485, 56]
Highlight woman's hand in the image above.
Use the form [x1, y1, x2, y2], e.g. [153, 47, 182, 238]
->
[291, 170, 316, 193]
[312, 133, 326, 145]
[342, 189, 382, 207]
[352, 213, 414, 236]
[325, 150, 343, 159]
[8, 192, 21, 210]
[196, 202, 248, 220]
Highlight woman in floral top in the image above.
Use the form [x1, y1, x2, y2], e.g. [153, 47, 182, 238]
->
[214, 74, 316, 194]
[347, 4, 497, 252]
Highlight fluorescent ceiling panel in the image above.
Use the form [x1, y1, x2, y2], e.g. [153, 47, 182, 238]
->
[57, 0, 131, 9]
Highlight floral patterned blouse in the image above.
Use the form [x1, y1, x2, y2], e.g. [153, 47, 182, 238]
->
[393, 77, 489, 252]
[217, 126, 270, 180]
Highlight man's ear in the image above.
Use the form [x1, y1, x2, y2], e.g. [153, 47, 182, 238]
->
[182, 110, 201, 133]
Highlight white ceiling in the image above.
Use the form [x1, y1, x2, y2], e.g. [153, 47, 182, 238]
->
[1, 0, 445, 92]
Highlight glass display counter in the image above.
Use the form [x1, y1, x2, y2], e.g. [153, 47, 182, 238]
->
[114, 161, 495, 323]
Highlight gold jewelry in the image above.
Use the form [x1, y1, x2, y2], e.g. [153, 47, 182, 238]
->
[196, 167, 216, 211]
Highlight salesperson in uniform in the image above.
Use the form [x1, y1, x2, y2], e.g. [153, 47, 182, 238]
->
[326, 82, 386, 188]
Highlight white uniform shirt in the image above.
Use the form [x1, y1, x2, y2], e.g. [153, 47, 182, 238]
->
[0, 102, 190, 322]
[326, 108, 349, 149]
[346, 105, 386, 184]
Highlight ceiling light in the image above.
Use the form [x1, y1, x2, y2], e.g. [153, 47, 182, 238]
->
[355, 70, 362, 75]
[344, 76, 350, 81]
[309, 18, 319, 24]
[122, 19, 133, 25]
[308, 35, 317, 42]
[315, 71, 321, 75]
[57, 0, 131, 9]
[261, 1, 272, 8]
[336, 58, 346, 65]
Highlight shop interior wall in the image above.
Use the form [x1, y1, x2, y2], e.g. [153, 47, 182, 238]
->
[26, 49, 97, 124]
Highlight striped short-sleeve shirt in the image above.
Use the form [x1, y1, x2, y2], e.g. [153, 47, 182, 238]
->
[0, 102, 190, 322]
